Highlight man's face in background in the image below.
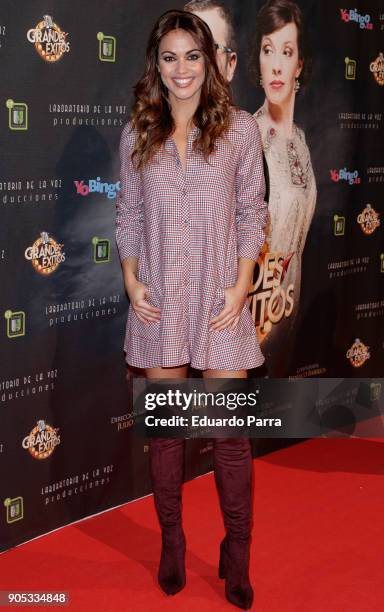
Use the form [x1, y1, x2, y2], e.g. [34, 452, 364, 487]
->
[191, 7, 237, 82]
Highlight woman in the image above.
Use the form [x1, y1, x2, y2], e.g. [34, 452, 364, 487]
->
[116, 10, 267, 609]
[250, 0, 317, 373]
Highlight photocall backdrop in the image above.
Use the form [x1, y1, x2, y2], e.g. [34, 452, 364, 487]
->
[0, 0, 383, 552]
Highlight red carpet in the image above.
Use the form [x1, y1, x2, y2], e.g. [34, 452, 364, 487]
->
[1, 438, 383, 611]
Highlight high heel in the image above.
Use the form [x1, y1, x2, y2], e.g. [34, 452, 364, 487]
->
[224, 538, 254, 610]
[158, 526, 186, 595]
[219, 535, 253, 609]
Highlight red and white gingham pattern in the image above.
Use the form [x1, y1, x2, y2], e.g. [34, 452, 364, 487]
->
[116, 108, 268, 370]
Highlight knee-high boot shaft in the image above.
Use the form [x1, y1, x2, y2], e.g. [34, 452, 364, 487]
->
[150, 438, 185, 528]
[213, 438, 253, 540]
[214, 438, 254, 610]
[149, 438, 186, 596]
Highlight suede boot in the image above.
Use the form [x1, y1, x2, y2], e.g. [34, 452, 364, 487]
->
[149, 438, 186, 596]
[214, 438, 254, 610]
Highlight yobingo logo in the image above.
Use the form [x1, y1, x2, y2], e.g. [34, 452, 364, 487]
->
[249, 249, 294, 343]
[330, 168, 360, 185]
[370, 53, 384, 86]
[22, 420, 61, 460]
[357, 204, 380, 235]
[346, 338, 370, 367]
[74, 177, 120, 200]
[340, 9, 373, 29]
[25, 232, 65, 274]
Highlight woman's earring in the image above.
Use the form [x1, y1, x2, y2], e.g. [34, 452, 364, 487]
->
[259, 76, 264, 88]
[294, 78, 300, 92]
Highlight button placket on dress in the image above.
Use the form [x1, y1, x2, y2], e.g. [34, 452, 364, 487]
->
[170, 131, 193, 356]
[184, 132, 196, 354]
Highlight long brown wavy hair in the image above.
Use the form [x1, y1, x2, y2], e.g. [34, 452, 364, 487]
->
[131, 9, 233, 168]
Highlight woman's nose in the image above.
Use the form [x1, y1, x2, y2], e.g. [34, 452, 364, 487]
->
[175, 58, 189, 74]
[272, 55, 282, 74]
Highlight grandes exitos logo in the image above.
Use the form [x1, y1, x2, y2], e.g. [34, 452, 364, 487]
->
[22, 420, 61, 460]
[330, 168, 360, 185]
[357, 204, 380, 235]
[346, 339, 370, 368]
[74, 177, 120, 200]
[340, 9, 373, 30]
[370, 53, 384, 86]
[27, 14, 70, 62]
[25, 232, 65, 274]
[249, 250, 294, 342]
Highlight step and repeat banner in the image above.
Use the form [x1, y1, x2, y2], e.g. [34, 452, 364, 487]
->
[1, 1, 383, 552]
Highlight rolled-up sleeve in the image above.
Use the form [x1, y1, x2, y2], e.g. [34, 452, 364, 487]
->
[235, 116, 268, 260]
[115, 122, 144, 261]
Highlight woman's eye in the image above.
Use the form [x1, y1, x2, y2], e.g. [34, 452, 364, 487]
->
[262, 47, 272, 55]
[187, 54, 201, 61]
[163, 56, 175, 62]
[284, 48, 293, 57]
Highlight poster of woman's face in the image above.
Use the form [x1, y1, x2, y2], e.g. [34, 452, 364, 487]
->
[246, 0, 317, 375]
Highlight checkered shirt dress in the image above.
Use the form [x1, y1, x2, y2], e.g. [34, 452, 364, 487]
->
[116, 108, 268, 370]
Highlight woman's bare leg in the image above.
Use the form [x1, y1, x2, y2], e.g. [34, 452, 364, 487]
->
[145, 363, 189, 379]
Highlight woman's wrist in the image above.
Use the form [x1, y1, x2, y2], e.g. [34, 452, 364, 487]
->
[235, 258, 255, 297]
[124, 270, 138, 291]
[234, 280, 250, 298]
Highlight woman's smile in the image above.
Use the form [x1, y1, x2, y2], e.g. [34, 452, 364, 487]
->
[172, 77, 195, 87]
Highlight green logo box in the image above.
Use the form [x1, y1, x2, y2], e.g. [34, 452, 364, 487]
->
[370, 383, 381, 402]
[92, 237, 110, 263]
[4, 310, 25, 338]
[6, 99, 28, 130]
[4, 496, 24, 523]
[345, 57, 356, 80]
[334, 215, 345, 236]
[97, 32, 116, 62]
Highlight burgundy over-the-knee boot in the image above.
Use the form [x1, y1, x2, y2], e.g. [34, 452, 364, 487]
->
[149, 438, 186, 596]
[213, 437, 254, 610]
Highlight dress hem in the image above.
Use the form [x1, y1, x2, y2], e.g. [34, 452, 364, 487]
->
[124, 334, 265, 371]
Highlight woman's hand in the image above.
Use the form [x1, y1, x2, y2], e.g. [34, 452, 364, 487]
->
[125, 277, 161, 324]
[209, 285, 249, 331]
